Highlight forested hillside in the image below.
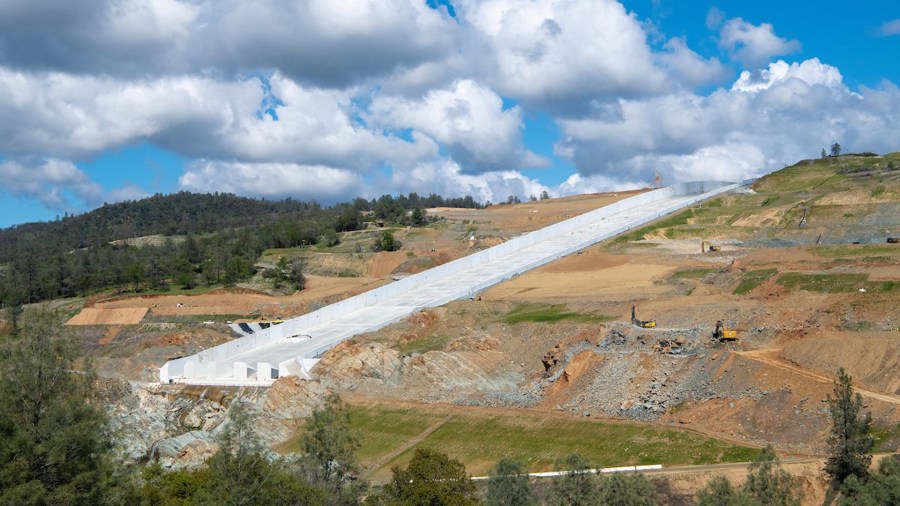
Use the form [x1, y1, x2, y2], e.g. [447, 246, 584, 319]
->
[0, 191, 482, 307]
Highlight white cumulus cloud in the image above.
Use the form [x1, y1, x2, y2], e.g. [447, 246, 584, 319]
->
[555, 58, 900, 188]
[719, 17, 801, 69]
[369, 79, 547, 172]
[179, 161, 365, 201]
[456, 0, 670, 111]
[376, 157, 551, 205]
[1, 0, 899, 219]
[0, 159, 101, 210]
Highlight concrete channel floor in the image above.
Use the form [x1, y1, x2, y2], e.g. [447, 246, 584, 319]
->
[217, 193, 699, 379]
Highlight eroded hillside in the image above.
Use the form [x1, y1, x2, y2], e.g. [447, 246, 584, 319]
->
[308, 153, 900, 458]
[7, 155, 898, 497]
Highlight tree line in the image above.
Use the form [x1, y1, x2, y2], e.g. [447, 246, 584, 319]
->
[0, 191, 483, 308]
[1, 309, 894, 505]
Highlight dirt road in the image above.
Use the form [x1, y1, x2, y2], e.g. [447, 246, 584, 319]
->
[738, 349, 900, 406]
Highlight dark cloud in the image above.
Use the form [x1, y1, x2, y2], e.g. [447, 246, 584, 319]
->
[0, 0, 459, 87]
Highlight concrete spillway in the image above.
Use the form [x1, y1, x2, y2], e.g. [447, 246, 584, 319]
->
[160, 181, 743, 386]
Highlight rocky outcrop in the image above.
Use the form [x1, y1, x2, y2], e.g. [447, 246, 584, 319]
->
[152, 431, 218, 470]
[105, 377, 330, 469]
[314, 339, 525, 404]
[313, 341, 405, 389]
[264, 376, 330, 419]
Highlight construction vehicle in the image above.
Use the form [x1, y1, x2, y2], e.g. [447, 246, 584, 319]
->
[713, 320, 738, 341]
[239, 318, 285, 332]
[257, 319, 284, 330]
[631, 304, 656, 328]
[701, 241, 721, 252]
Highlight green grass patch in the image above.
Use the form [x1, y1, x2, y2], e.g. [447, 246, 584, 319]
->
[349, 406, 447, 461]
[871, 423, 900, 452]
[872, 280, 900, 293]
[141, 313, 259, 325]
[871, 186, 886, 197]
[501, 304, 613, 324]
[95, 282, 231, 299]
[357, 406, 758, 477]
[751, 155, 897, 193]
[399, 333, 451, 355]
[733, 269, 777, 295]
[671, 268, 718, 280]
[811, 244, 900, 259]
[776, 273, 868, 293]
[277, 405, 445, 457]
[776, 272, 899, 294]
[612, 209, 694, 244]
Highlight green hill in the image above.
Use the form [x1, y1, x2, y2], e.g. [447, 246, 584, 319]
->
[0, 191, 481, 307]
[611, 152, 900, 248]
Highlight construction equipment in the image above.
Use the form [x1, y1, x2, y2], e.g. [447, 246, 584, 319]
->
[713, 320, 738, 341]
[241, 318, 285, 331]
[653, 338, 683, 354]
[631, 304, 656, 328]
[701, 241, 721, 252]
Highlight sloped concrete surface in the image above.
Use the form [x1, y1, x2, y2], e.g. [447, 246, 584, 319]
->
[161, 181, 742, 385]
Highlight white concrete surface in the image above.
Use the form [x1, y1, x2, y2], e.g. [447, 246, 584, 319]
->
[160, 181, 743, 386]
[470, 464, 664, 481]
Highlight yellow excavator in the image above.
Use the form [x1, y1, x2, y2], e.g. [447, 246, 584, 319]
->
[631, 304, 656, 328]
[713, 320, 738, 341]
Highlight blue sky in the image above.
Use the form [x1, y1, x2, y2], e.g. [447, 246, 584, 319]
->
[1, 0, 899, 228]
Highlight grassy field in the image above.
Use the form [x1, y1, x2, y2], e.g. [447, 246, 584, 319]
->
[602, 154, 900, 248]
[733, 269, 777, 295]
[776, 273, 868, 293]
[671, 268, 719, 280]
[810, 244, 900, 259]
[776, 273, 899, 293]
[317, 403, 759, 480]
[500, 304, 613, 324]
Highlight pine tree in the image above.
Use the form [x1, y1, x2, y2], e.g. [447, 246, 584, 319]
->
[7, 303, 23, 336]
[825, 368, 874, 486]
[300, 393, 364, 504]
[696, 476, 750, 506]
[0, 308, 123, 504]
[551, 454, 599, 506]
[742, 446, 801, 505]
[696, 446, 802, 505]
[376, 448, 478, 505]
[598, 473, 658, 505]
[487, 459, 537, 506]
[840, 456, 900, 505]
[199, 400, 271, 506]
